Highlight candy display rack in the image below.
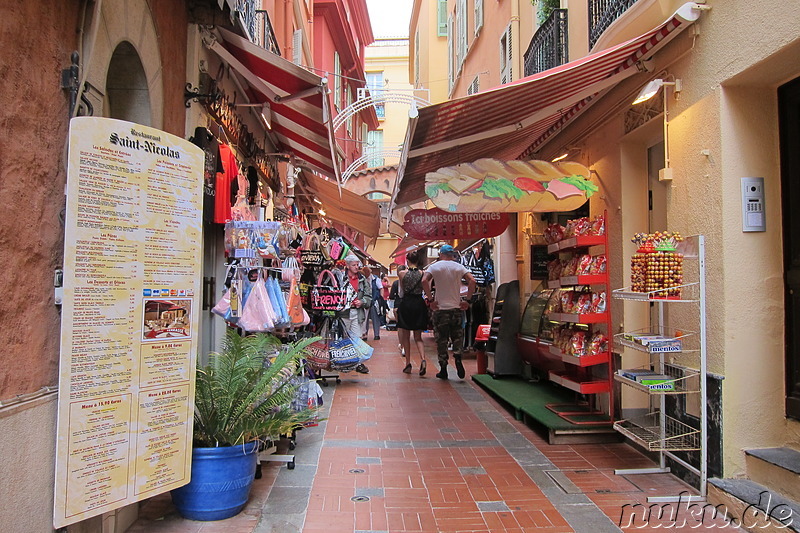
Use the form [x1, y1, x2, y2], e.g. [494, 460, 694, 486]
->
[543, 211, 613, 419]
[612, 234, 707, 501]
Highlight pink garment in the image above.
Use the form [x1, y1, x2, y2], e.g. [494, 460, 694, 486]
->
[238, 278, 276, 332]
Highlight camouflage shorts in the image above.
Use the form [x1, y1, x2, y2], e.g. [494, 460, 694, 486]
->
[432, 308, 464, 364]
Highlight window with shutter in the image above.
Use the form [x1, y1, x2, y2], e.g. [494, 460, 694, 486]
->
[292, 29, 302, 65]
[499, 24, 513, 84]
[334, 52, 341, 110]
[467, 76, 479, 95]
[457, 0, 467, 71]
[475, 0, 483, 36]
[346, 88, 353, 134]
[437, 0, 448, 36]
[499, 29, 509, 84]
[365, 130, 384, 167]
[366, 72, 384, 119]
[507, 24, 513, 82]
[447, 13, 454, 91]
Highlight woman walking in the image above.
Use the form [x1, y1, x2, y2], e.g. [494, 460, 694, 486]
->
[396, 250, 428, 375]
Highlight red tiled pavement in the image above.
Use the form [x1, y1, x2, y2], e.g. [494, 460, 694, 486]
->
[129, 332, 740, 532]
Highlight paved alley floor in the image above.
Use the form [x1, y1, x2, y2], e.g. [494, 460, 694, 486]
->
[129, 332, 739, 532]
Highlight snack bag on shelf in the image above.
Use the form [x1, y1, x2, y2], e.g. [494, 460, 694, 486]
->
[590, 214, 606, 236]
[588, 333, 608, 356]
[576, 292, 593, 314]
[544, 223, 565, 244]
[589, 254, 607, 274]
[573, 217, 591, 236]
[562, 256, 580, 277]
[560, 291, 576, 314]
[545, 290, 562, 315]
[558, 328, 574, 353]
[591, 291, 607, 313]
[576, 255, 593, 275]
[563, 219, 577, 238]
[547, 259, 562, 281]
[570, 331, 587, 356]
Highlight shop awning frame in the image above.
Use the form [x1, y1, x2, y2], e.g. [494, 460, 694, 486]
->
[391, 2, 705, 210]
[298, 172, 382, 242]
[204, 27, 340, 182]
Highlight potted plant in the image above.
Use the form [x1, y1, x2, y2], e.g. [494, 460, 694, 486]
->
[171, 330, 320, 521]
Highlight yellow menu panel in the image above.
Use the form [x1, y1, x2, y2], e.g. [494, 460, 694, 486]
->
[54, 118, 203, 528]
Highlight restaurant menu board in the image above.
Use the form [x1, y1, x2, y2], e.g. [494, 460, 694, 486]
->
[54, 118, 204, 528]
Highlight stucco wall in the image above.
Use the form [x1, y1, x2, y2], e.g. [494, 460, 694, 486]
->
[0, 0, 80, 399]
[0, 396, 58, 533]
[0, 2, 189, 531]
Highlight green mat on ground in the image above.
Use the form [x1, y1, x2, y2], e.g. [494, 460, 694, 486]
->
[472, 374, 611, 430]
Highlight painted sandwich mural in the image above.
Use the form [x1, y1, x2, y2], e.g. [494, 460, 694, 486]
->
[424, 158, 598, 213]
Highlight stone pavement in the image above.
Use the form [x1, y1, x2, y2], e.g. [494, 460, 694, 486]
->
[129, 332, 739, 532]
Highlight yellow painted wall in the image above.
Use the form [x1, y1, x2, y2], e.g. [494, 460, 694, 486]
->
[410, 0, 450, 103]
[365, 39, 414, 167]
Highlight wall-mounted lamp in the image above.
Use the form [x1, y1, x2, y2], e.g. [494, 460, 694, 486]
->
[551, 147, 580, 163]
[632, 78, 682, 181]
[312, 197, 322, 204]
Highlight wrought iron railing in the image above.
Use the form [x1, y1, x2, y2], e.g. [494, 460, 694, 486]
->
[234, 0, 258, 42]
[254, 10, 281, 55]
[524, 9, 568, 77]
[588, 0, 639, 49]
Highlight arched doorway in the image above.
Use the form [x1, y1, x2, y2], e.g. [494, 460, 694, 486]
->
[105, 41, 151, 125]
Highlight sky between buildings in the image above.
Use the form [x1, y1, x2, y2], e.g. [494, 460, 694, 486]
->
[366, 0, 413, 38]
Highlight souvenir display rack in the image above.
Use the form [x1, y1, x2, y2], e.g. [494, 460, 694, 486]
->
[612, 234, 707, 501]
[543, 212, 613, 419]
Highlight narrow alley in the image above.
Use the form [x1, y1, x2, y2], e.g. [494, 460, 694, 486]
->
[129, 335, 737, 533]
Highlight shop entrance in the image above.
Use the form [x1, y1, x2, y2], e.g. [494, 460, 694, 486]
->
[780, 75, 800, 420]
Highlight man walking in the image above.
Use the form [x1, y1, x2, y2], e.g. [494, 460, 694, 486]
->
[336, 255, 372, 374]
[422, 245, 476, 380]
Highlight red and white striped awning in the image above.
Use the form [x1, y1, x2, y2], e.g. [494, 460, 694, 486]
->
[206, 28, 339, 181]
[393, 2, 704, 208]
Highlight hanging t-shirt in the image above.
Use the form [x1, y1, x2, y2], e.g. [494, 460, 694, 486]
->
[216, 143, 239, 224]
[426, 260, 469, 310]
[189, 127, 222, 224]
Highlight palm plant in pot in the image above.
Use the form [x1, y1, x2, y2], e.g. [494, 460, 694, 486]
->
[171, 330, 320, 521]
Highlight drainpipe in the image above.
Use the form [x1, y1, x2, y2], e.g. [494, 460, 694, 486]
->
[284, 0, 293, 61]
[510, 0, 523, 287]
[510, 0, 521, 83]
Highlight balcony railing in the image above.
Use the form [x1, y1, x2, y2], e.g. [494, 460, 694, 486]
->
[588, 0, 639, 49]
[233, 0, 258, 43]
[524, 9, 568, 77]
[254, 10, 281, 55]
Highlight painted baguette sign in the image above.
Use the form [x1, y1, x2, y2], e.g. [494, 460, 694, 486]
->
[424, 158, 598, 213]
[403, 208, 510, 240]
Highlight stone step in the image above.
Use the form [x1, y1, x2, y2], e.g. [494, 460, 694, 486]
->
[746, 447, 800, 503]
[707, 478, 799, 532]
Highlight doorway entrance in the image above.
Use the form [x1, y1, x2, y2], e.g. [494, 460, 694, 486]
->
[780, 75, 800, 420]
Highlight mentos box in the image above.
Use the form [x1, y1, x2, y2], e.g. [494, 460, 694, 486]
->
[637, 374, 675, 391]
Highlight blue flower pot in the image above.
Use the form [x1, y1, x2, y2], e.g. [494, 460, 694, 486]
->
[170, 442, 258, 521]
